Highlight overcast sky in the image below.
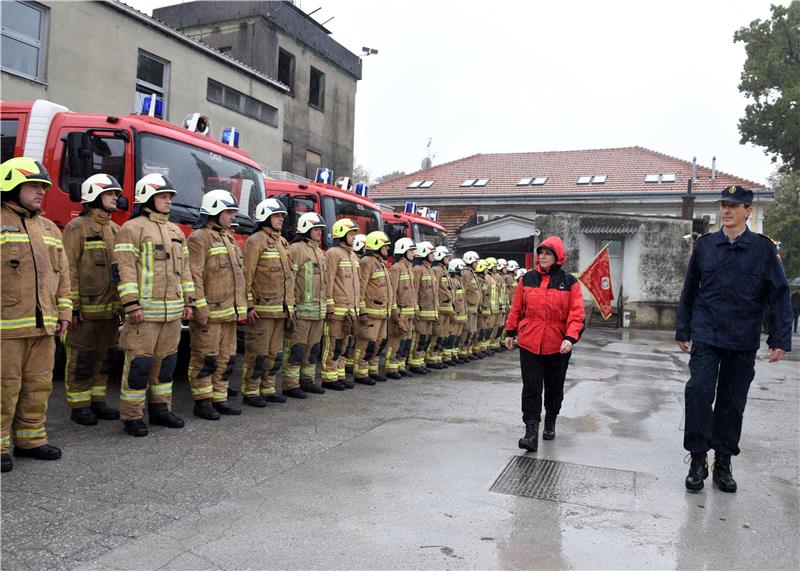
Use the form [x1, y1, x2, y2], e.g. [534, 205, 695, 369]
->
[133, 0, 784, 185]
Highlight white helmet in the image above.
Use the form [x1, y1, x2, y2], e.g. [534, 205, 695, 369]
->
[297, 212, 325, 234]
[134, 173, 176, 204]
[497, 258, 508, 270]
[200, 189, 239, 216]
[433, 245, 451, 261]
[448, 258, 466, 274]
[394, 237, 415, 256]
[463, 250, 480, 265]
[254, 198, 288, 222]
[352, 233, 367, 252]
[81, 173, 122, 204]
[515, 268, 526, 279]
[507, 260, 519, 271]
[415, 241, 435, 258]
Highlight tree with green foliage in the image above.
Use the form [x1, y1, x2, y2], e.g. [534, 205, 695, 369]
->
[374, 171, 407, 185]
[352, 163, 371, 185]
[763, 170, 800, 278]
[734, 2, 800, 172]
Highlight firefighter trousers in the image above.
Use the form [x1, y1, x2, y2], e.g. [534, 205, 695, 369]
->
[281, 318, 324, 390]
[354, 317, 388, 378]
[459, 313, 478, 357]
[119, 320, 181, 422]
[321, 315, 355, 383]
[409, 319, 434, 368]
[63, 317, 119, 409]
[427, 312, 454, 365]
[477, 314, 494, 352]
[1, 335, 55, 452]
[385, 315, 413, 373]
[189, 321, 237, 403]
[242, 317, 285, 398]
[447, 319, 466, 362]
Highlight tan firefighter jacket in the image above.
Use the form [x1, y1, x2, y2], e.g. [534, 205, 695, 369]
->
[358, 254, 394, 319]
[412, 260, 438, 321]
[388, 257, 416, 319]
[187, 222, 247, 323]
[452, 274, 467, 323]
[434, 263, 454, 315]
[243, 227, 294, 319]
[496, 270, 509, 312]
[289, 238, 326, 320]
[1, 201, 72, 337]
[324, 243, 361, 319]
[483, 271, 499, 315]
[479, 272, 493, 316]
[62, 209, 121, 320]
[461, 266, 482, 315]
[504, 272, 517, 311]
[113, 208, 194, 322]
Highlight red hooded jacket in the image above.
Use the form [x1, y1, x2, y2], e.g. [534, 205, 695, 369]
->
[505, 236, 585, 355]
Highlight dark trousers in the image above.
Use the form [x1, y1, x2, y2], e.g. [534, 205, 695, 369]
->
[684, 340, 756, 456]
[519, 347, 571, 424]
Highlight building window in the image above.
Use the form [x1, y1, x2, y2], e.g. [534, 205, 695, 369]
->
[577, 175, 607, 185]
[645, 173, 677, 183]
[309, 66, 325, 110]
[462, 179, 477, 187]
[306, 150, 321, 180]
[407, 180, 434, 189]
[517, 176, 549, 186]
[207, 79, 278, 127]
[135, 50, 169, 117]
[1, 1, 48, 82]
[282, 140, 293, 172]
[278, 49, 295, 92]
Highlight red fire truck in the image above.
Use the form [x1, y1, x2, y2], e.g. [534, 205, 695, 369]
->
[381, 210, 448, 248]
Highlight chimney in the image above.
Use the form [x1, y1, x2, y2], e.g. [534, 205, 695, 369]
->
[682, 178, 695, 220]
[691, 157, 697, 181]
[711, 156, 717, 180]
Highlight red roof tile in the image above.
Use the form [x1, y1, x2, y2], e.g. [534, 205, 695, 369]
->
[371, 147, 765, 199]
[436, 208, 476, 236]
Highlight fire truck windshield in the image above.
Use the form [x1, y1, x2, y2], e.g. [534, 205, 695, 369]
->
[138, 134, 265, 219]
[413, 222, 447, 247]
[321, 195, 382, 235]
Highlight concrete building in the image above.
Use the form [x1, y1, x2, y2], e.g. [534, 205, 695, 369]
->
[153, 1, 362, 181]
[1, 0, 290, 169]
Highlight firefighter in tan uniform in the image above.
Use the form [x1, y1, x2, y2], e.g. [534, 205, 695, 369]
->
[242, 198, 295, 407]
[62, 174, 123, 426]
[353, 231, 393, 385]
[280, 212, 328, 397]
[459, 250, 482, 362]
[113, 173, 194, 437]
[476, 259, 493, 357]
[321, 218, 361, 390]
[408, 241, 438, 374]
[448, 258, 468, 365]
[186, 190, 247, 420]
[427, 245, 454, 369]
[506, 260, 521, 349]
[343, 233, 366, 375]
[385, 237, 417, 379]
[483, 257, 501, 353]
[498, 258, 516, 351]
[1, 158, 71, 473]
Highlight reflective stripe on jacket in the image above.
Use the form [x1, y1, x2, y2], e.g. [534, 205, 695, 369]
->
[388, 257, 416, 318]
[358, 254, 394, 319]
[289, 238, 326, 320]
[412, 260, 438, 321]
[451, 274, 467, 321]
[187, 223, 247, 323]
[62, 209, 120, 319]
[113, 209, 194, 322]
[244, 227, 294, 318]
[461, 266, 482, 314]
[324, 243, 361, 319]
[434, 264, 454, 314]
[1, 201, 72, 337]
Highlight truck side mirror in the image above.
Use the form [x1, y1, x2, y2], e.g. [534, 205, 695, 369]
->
[65, 132, 92, 203]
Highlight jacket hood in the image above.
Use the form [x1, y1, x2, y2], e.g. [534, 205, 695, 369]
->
[537, 236, 566, 265]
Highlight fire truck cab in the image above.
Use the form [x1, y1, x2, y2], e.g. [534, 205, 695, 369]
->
[381, 210, 448, 248]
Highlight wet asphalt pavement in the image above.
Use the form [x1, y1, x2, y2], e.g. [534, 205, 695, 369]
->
[1, 328, 798, 570]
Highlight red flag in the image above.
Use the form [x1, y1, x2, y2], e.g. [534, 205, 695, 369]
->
[578, 245, 614, 319]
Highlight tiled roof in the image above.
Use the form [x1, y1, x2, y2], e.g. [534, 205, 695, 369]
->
[437, 208, 476, 236]
[371, 147, 765, 199]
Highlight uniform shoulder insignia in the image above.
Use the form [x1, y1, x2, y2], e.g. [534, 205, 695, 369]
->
[757, 233, 778, 246]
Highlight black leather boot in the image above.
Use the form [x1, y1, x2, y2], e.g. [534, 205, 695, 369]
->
[13, 444, 62, 460]
[148, 404, 185, 428]
[322, 381, 345, 391]
[342, 379, 355, 389]
[712, 453, 737, 493]
[265, 394, 287, 403]
[409, 366, 427, 375]
[369, 373, 388, 382]
[542, 416, 556, 440]
[300, 380, 326, 394]
[518, 422, 539, 452]
[71, 406, 98, 426]
[213, 400, 242, 415]
[193, 399, 220, 421]
[354, 376, 376, 386]
[90, 402, 119, 420]
[399, 369, 412, 377]
[1, 453, 12, 473]
[284, 387, 308, 399]
[123, 419, 149, 437]
[386, 371, 402, 380]
[243, 395, 267, 407]
[685, 452, 709, 491]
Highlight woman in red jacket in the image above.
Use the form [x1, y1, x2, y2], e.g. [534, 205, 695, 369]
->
[505, 236, 585, 452]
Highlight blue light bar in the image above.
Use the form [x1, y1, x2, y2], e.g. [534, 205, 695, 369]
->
[141, 95, 164, 119]
[355, 182, 369, 197]
[221, 128, 240, 148]
[315, 168, 333, 185]
[404, 201, 417, 214]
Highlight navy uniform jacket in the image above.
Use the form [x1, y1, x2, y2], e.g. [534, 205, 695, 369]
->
[676, 227, 792, 352]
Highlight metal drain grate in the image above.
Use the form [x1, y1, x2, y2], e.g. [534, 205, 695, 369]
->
[490, 456, 636, 511]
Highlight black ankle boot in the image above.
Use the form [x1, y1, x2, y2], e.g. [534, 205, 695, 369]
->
[193, 399, 220, 421]
[518, 422, 539, 452]
[123, 419, 148, 437]
[148, 404, 185, 428]
[90, 401, 120, 420]
[712, 453, 737, 493]
[213, 400, 242, 415]
[542, 417, 556, 440]
[1, 453, 12, 473]
[243, 395, 267, 407]
[685, 452, 709, 491]
[71, 406, 98, 426]
[300, 381, 326, 394]
[13, 444, 62, 460]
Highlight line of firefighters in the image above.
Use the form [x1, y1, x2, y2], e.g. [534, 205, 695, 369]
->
[0, 158, 526, 473]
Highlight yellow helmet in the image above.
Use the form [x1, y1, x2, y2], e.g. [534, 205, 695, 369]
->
[485, 257, 497, 269]
[1, 157, 52, 192]
[475, 259, 487, 273]
[332, 218, 359, 238]
[365, 231, 390, 251]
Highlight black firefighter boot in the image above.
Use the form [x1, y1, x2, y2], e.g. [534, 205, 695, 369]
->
[90, 401, 120, 420]
[542, 416, 557, 440]
[148, 404, 185, 428]
[518, 421, 539, 452]
[193, 398, 221, 421]
[13, 444, 62, 461]
[300, 380, 326, 394]
[1, 453, 12, 473]
[685, 452, 709, 491]
[71, 406, 98, 426]
[213, 400, 242, 415]
[712, 453, 737, 493]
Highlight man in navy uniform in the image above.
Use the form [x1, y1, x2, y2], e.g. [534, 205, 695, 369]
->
[676, 185, 792, 493]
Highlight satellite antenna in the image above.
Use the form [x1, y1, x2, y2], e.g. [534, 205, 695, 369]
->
[421, 137, 434, 170]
